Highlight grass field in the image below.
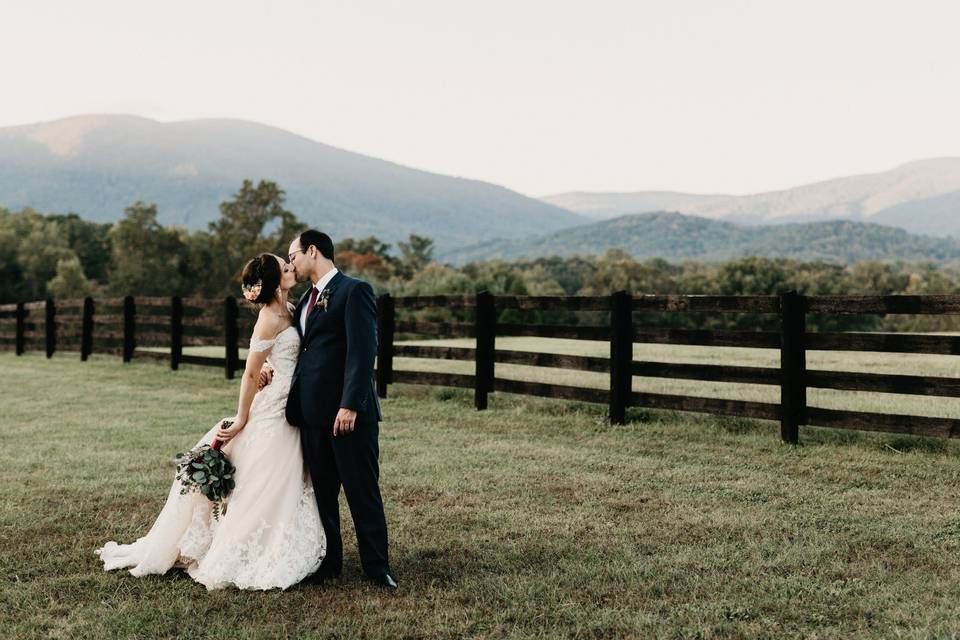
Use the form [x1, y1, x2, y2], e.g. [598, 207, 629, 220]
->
[5, 351, 960, 639]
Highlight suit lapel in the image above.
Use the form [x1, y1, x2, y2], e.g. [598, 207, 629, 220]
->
[304, 271, 345, 337]
[294, 287, 311, 338]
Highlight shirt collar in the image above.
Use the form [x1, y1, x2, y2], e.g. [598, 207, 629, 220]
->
[314, 267, 338, 292]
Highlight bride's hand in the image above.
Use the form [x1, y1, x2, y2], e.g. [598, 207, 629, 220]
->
[216, 416, 247, 443]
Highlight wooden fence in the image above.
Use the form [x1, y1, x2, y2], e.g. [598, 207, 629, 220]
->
[4, 292, 960, 443]
[0, 296, 252, 377]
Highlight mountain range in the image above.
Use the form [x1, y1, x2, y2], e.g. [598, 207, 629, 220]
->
[540, 191, 729, 220]
[0, 115, 585, 250]
[2, 114, 960, 263]
[442, 212, 960, 265]
[540, 158, 960, 237]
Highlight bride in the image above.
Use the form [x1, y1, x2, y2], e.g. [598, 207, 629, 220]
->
[96, 254, 325, 590]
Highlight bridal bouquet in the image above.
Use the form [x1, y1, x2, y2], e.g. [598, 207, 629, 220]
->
[174, 420, 237, 520]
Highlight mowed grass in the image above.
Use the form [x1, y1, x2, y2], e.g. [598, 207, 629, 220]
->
[4, 352, 960, 638]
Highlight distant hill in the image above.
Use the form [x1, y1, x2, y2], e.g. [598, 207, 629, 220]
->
[542, 159, 960, 237]
[442, 211, 960, 264]
[540, 191, 729, 219]
[0, 114, 586, 250]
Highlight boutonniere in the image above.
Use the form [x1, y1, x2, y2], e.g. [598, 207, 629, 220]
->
[317, 288, 332, 312]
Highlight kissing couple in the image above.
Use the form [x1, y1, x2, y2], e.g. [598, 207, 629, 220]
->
[96, 230, 397, 591]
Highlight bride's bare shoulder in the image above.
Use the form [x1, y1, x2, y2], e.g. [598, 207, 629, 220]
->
[252, 306, 284, 338]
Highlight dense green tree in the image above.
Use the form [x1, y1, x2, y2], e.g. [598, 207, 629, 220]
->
[0, 208, 24, 302]
[180, 230, 219, 296]
[12, 208, 76, 301]
[46, 213, 113, 284]
[47, 255, 96, 299]
[335, 236, 396, 286]
[398, 263, 475, 296]
[459, 260, 528, 296]
[529, 255, 596, 295]
[108, 202, 189, 295]
[582, 251, 681, 295]
[0, 208, 111, 301]
[396, 234, 435, 278]
[886, 265, 960, 332]
[520, 265, 565, 296]
[337, 236, 393, 262]
[715, 257, 790, 295]
[207, 180, 306, 292]
[846, 261, 909, 294]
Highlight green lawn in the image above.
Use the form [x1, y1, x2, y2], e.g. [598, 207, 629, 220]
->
[4, 351, 960, 639]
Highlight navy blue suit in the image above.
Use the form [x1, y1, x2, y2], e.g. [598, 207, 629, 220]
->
[286, 271, 388, 578]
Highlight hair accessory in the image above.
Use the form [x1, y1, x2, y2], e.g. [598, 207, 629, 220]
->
[242, 280, 262, 302]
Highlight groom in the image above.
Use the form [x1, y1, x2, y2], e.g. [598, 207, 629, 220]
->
[279, 229, 395, 589]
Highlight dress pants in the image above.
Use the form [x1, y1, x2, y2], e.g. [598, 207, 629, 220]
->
[300, 418, 389, 577]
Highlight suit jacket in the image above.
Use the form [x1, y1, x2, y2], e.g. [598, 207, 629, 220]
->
[286, 271, 383, 430]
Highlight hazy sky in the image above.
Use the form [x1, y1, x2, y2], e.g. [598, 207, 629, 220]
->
[2, 0, 960, 196]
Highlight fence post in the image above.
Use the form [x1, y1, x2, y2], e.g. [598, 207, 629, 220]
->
[474, 291, 496, 410]
[45, 298, 56, 358]
[780, 290, 806, 444]
[376, 293, 394, 398]
[171, 296, 183, 371]
[224, 296, 239, 379]
[609, 290, 633, 424]
[123, 295, 136, 363]
[15, 302, 25, 356]
[80, 296, 94, 361]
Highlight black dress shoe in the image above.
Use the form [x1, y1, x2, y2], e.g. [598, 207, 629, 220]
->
[368, 573, 398, 589]
[303, 569, 341, 584]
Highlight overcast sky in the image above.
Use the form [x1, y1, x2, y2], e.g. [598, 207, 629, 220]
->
[2, 0, 959, 196]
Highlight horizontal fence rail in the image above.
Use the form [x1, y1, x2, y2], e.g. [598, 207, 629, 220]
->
[7, 293, 960, 443]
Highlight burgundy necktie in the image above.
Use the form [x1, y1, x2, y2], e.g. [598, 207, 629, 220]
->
[305, 286, 319, 318]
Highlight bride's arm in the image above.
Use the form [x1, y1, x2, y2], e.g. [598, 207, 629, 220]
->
[216, 309, 281, 443]
[257, 302, 296, 390]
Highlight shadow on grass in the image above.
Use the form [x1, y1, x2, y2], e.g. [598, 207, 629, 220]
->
[621, 407, 960, 457]
[389, 382, 960, 458]
[711, 415, 776, 436]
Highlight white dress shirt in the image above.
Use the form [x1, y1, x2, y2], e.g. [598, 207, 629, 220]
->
[300, 267, 338, 335]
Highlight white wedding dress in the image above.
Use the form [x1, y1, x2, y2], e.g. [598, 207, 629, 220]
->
[96, 325, 325, 590]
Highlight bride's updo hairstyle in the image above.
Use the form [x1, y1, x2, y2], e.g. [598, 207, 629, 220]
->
[240, 254, 282, 306]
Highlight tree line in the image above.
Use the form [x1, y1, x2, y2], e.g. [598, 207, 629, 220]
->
[4, 178, 960, 332]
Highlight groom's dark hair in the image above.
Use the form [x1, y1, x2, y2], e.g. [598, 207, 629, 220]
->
[299, 230, 334, 261]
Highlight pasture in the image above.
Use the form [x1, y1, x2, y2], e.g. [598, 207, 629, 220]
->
[4, 349, 960, 639]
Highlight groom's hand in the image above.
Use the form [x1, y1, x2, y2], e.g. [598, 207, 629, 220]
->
[333, 408, 357, 436]
[257, 365, 274, 390]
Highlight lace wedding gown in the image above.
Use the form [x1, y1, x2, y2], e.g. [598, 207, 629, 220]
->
[96, 326, 325, 590]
